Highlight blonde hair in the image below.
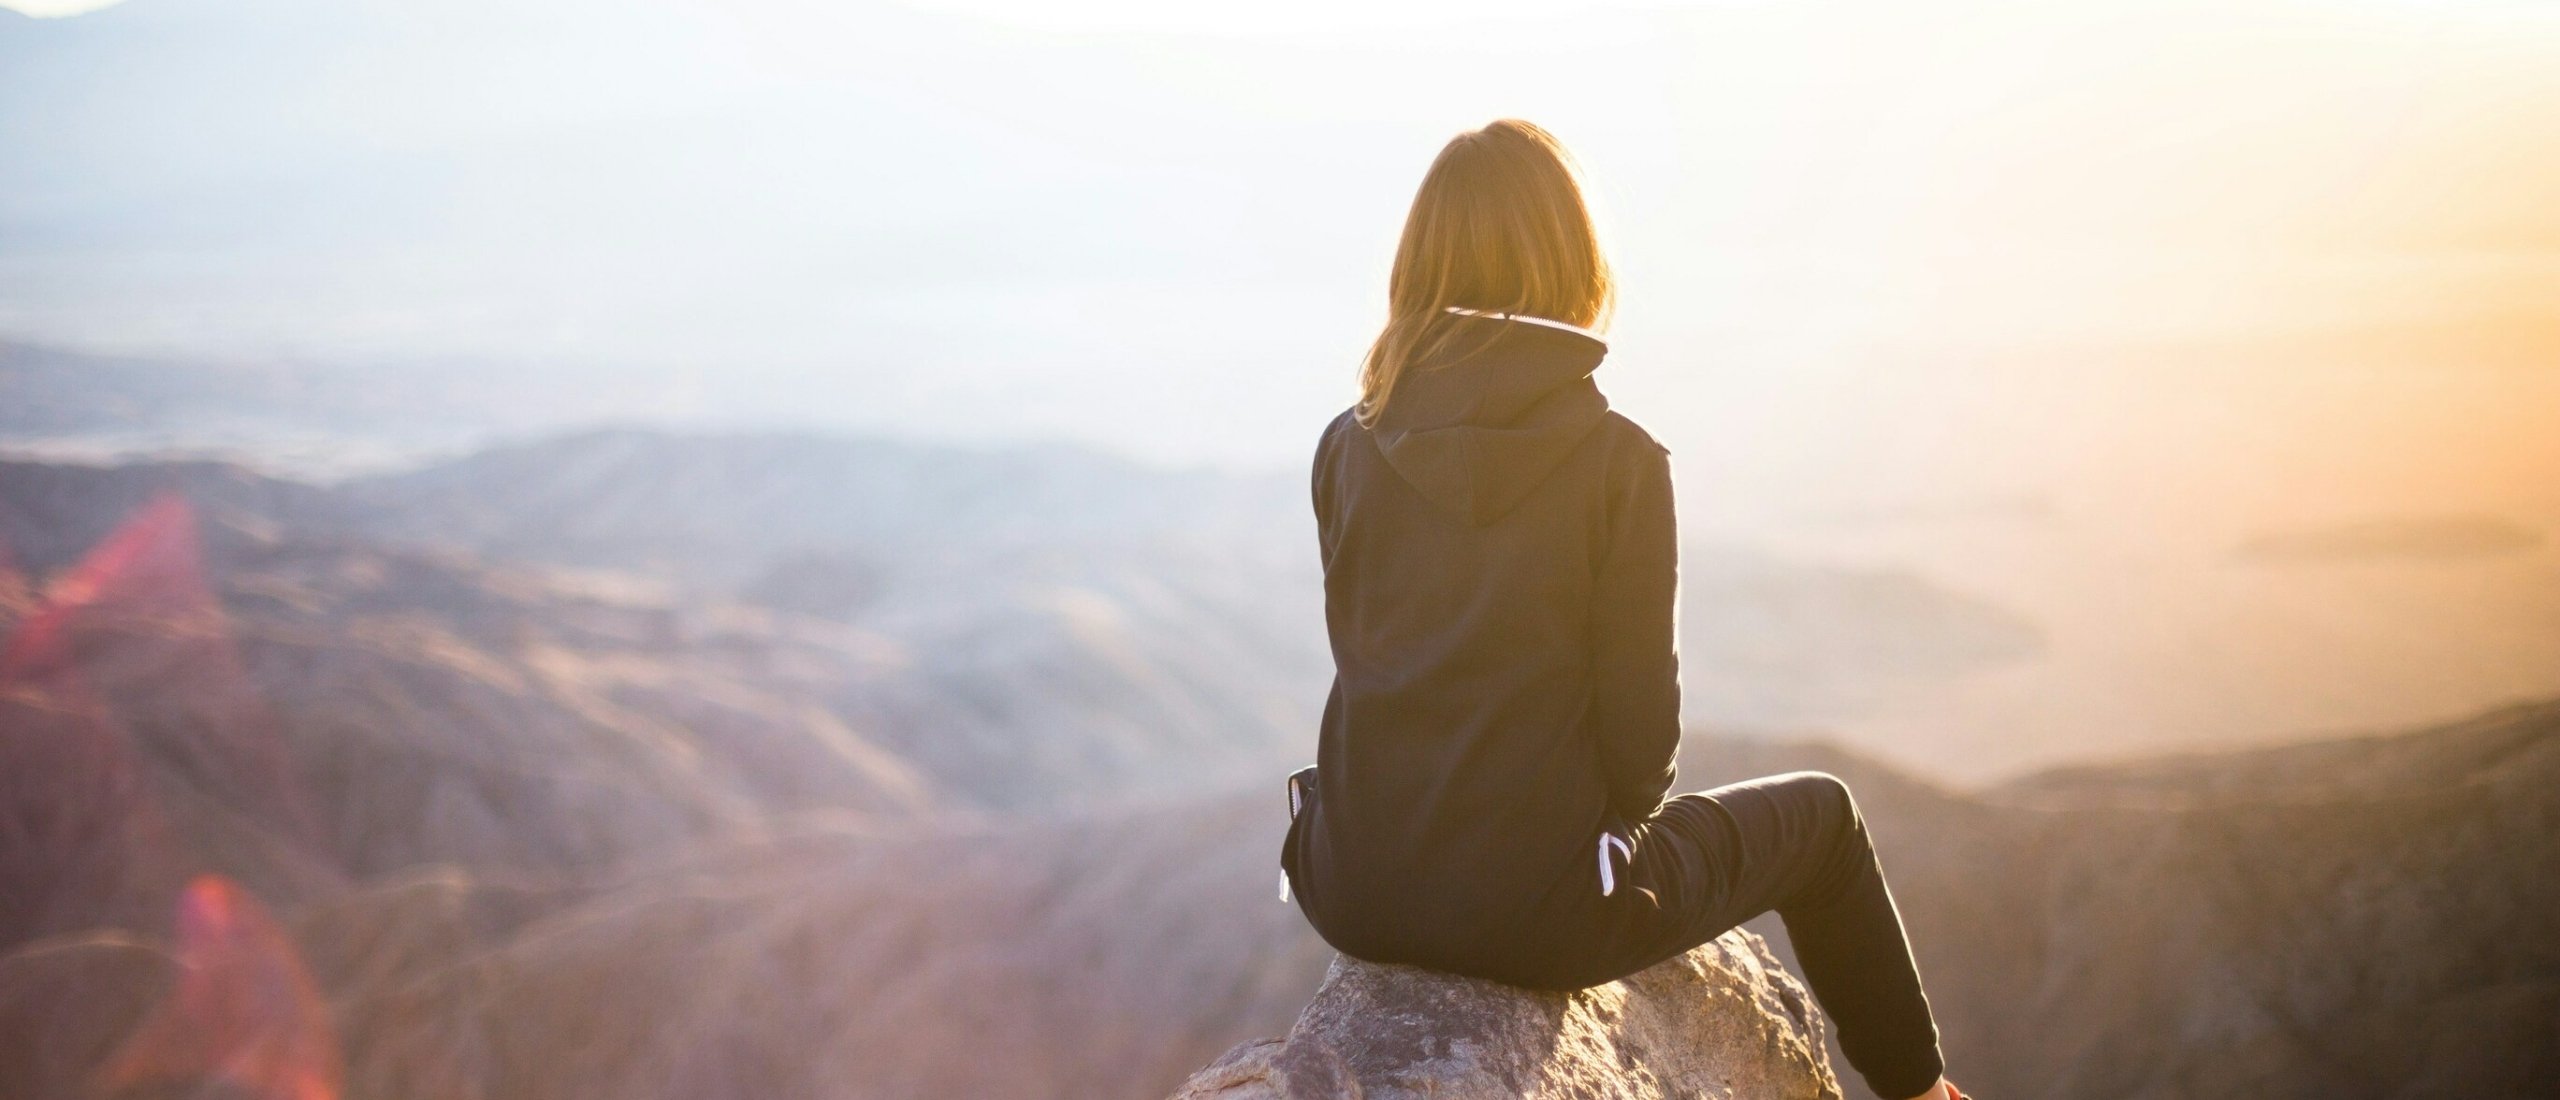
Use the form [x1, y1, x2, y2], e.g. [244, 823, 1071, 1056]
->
[1354, 119, 1616, 429]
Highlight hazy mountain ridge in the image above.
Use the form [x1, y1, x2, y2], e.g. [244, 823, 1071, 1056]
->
[352, 427, 1310, 580]
[1989, 700, 2560, 807]
[7, 685, 2548, 1099]
[0, 443, 1335, 813]
[346, 429, 2049, 741]
[0, 430, 2051, 802]
[2234, 513, 2547, 565]
[7, 434, 2547, 1099]
[1680, 546, 2044, 729]
[0, 794, 1334, 1100]
[0, 340, 680, 477]
[1680, 704, 2560, 1099]
[0, 516, 933, 918]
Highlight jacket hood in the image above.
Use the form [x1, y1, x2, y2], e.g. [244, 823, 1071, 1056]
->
[1368, 313, 1611, 526]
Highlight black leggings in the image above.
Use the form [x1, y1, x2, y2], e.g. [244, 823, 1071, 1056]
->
[1571, 771, 1946, 1099]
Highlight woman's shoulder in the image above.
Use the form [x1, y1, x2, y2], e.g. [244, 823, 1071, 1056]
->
[1313, 406, 1360, 463]
[1594, 410, 1671, 461]
[1309, 407, 1366, 509]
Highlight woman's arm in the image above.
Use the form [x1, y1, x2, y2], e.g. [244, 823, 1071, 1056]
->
[1312, 412, 1344, 564]
[1589, 437, 1683, 823]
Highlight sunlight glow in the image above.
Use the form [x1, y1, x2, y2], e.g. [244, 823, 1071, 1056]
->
[886, 0, 1726, 34]
[0, 0, 128, 17]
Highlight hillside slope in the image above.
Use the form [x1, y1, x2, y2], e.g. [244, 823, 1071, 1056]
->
[1679, 705, 2560, 1099]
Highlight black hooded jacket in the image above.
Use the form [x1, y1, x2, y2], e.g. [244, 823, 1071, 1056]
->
[1283, 310, 1684, 979]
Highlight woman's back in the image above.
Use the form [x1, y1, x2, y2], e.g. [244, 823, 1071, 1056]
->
[1286, 310, 1684, 975]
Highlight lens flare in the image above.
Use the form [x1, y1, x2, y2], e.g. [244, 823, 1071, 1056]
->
[96, 875, 344, 1100]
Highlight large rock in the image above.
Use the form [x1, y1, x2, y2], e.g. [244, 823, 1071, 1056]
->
[1169, 929, 1842, 1100]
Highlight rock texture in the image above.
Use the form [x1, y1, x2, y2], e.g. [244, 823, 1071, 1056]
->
[1170, 929, 1842, 1100]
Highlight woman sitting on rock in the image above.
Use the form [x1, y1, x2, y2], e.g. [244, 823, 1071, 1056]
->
[1279, 118, 1965, 1100]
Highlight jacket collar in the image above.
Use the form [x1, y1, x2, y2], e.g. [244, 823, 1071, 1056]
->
[1440, 305, 1608, 345]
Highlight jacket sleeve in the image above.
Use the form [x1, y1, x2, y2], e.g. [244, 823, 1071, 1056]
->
[1311, 417, 1339, 563]
[1590, 438, 1683, 823]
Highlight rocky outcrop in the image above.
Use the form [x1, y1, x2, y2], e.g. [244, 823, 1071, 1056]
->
[1170, 929, 1842, 1100]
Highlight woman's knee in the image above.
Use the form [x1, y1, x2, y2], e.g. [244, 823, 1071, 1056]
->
[1774, 771, 1886, 908]
[1780, 771, 1869, 838]
[1778, 769, 1853, 809]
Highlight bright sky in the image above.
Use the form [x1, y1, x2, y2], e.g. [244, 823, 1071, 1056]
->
[3, 0, 2555, 473]
[0, 0, 123, 16]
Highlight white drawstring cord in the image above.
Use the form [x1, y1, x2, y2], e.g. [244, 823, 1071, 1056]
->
[1441, 305, 1609, 342]
[1280, 771, 1308, 903]
[1597, 831, 1632, 896]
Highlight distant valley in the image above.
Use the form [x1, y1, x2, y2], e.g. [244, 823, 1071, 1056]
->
[1, 429, 2553, 1099]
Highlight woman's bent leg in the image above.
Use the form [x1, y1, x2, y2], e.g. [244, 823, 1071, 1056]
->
[1640, 771, 1945, 1100]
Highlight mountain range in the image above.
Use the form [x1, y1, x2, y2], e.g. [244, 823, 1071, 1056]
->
[0, 431, 2550, 1099]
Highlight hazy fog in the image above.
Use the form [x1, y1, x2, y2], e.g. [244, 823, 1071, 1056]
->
[7, 0, 2558, 773]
